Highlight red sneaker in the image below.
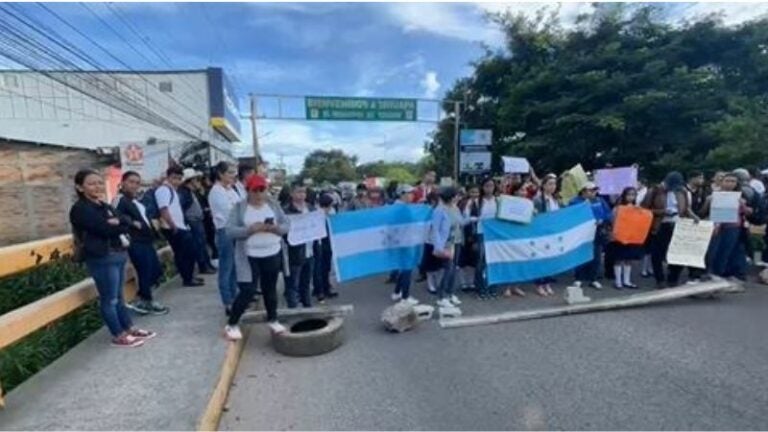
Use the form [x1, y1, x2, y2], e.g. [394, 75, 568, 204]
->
[112, 334, 144, 348]
[129, 328, 157, 341]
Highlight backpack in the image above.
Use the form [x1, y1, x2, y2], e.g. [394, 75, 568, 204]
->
[140, 185, 174, 221]
[744, 186, 767, 225]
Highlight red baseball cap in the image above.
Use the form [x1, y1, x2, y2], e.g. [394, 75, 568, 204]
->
[245, 174, 268, 191]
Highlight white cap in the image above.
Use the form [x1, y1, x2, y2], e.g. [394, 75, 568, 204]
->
[182, 168, 202, 182]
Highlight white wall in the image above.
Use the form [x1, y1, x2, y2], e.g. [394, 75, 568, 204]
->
[0, 70, 230, 151]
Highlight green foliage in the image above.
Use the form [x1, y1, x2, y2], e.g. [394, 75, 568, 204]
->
[428, 6, 768, 181]
[0, 251, 175, 394]
[299, 149, 358, 185]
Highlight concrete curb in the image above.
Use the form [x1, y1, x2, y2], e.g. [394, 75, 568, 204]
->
[197, 328, 250, 432]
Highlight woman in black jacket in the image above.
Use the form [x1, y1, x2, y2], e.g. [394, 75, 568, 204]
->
[69, 169, 155, 348]
[115, 171, 169, 316]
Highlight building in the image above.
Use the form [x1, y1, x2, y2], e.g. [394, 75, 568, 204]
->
[0, 67, 243, 245]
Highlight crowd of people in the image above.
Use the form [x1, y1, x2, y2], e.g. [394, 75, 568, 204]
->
[69, 162, 768, 347]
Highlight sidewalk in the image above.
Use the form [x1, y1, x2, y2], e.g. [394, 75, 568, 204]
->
[0, 274, 229, 431]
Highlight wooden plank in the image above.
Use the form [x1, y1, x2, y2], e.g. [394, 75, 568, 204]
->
[196, 328, 250, 431]
[241, 304, 354, 324]
[440, 280, 743, 330]
[0, 235, 73, 278]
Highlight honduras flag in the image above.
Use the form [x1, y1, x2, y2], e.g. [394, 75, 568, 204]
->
[328, 204, 432, 283]
[482, 203, 596, 285]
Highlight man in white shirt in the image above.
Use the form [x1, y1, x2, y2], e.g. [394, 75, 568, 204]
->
[157, 166, 202, 287]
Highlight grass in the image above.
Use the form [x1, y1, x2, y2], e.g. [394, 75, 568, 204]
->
[0, 250, 174, 394]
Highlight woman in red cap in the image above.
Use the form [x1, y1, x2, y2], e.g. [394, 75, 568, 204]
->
[223, 174, 290, 339]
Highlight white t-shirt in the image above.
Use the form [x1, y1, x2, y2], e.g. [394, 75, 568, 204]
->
[155, 184, 188, 230]
[477, 197, 498, 235]
[244, 204, 281, 258]
[209, 183, 241, 229]
[545, 196, 560, 212]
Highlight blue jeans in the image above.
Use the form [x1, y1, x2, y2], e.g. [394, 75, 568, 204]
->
[575, 227, 606, 283]
[708, 226, 747, 279]
[85, 253, 133, 337]
[215, 229, 238, 307]
[284, 257, 314, 308]
[437, 255, 456, 300]
[127, 241, 161, 302]
[190, 220, 212, 271]
[162, 228, 196, 284]
[394, 269, 413, 299]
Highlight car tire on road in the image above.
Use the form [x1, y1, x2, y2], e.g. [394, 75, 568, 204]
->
[272, 316, 345, 357]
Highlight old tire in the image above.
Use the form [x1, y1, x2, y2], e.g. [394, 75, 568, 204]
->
[272, 316, 345, 357]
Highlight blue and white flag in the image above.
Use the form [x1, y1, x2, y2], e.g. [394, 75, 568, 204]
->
[482, 203, 596, 285]
[328, 204, 432, 283]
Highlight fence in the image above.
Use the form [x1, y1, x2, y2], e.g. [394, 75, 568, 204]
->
[0, 235, 171, 408]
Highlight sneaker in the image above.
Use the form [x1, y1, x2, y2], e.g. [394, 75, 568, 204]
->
[130, 328, 157, 340]
[126, 300, 151, 315]
[513, 287, 526, 297]
[267, 321, 287, 334]
[590, 281, 603, 290]
[536, 285, 548, 297]
[391, 292, 402, 302]
[147, 301, 169, 315]
[545, 285, 555, 296]
[112, 334, 144, 348]
[436, 298, 453, 308]
[405, 297, 419, 305]
[449, 295, 462, 306]
[224, 325, 243, 341]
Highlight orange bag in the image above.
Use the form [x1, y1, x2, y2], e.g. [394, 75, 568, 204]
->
[612, 205, 653, 245]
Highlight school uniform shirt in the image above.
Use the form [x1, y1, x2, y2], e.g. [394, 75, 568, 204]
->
[209, 183, 241, 230]
[476, 197, 498, 235]
[243, 204, 282, 258]
[155, 184, 188, 230]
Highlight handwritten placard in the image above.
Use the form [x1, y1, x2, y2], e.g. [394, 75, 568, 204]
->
[287, 210, 328, 246]
[666, 219, 715, 269]
[496, 195, 534, 224]
[502, 156, 530, 174]
[594, 167, 637, 195]
[560, 164, 589, 203]
[710, 191, 741, 223]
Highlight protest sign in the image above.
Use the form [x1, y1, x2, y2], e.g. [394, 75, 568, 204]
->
[502, 156, 530, 174]
[560, 164, 589, 203]
[612, 205, 653, 245]
[666, 219, 714, 269]
[287, 210, 328, 246]
[595, 166, 638, 195]
[710, 191, 741, 223]
[496, 195, 534, 224]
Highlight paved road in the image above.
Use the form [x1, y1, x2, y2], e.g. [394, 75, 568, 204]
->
[221, 275, 768, 431]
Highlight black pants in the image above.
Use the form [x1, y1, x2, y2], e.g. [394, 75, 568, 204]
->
[312, 244, 333, 298]
[228, 253, 281, 325]
[203, 213, 218, 259]
[650, 223, 683, 286]
[162, 228, 196, 284]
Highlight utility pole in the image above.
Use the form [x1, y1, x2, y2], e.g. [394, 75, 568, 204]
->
[250, 93, 260, 163]
[453, 100, 461, 181]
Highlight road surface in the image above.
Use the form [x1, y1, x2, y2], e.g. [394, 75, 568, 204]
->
[221, 275, 768, 431]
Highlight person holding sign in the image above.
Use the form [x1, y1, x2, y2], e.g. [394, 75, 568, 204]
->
[701, 173, 752, 280]
[283, 182, 318, 309]
[472, 177, 500, 299]
[224, 174, 289, 340]
[313, 193, 338, 303]
[609, 187, 646, 289]
[569, 182, 613, 290]
[641, 171, 699, 289]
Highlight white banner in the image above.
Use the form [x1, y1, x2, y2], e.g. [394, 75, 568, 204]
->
[496, 195, 534, 224]
[287, 210, 328, 246]
[666, 219, 715, 269]
[502, 156, 530, 174]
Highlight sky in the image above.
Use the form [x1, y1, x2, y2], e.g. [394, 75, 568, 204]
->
[5, 2, 768, 173]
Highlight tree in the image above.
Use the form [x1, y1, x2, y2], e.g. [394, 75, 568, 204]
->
[299, 149, 358, 185]
[427, 6, 768, 181]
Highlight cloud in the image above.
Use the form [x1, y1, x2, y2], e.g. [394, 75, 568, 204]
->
[674, 3, 768, 26]
[385, 3, 505, 46]
[420, 71, 441, 99]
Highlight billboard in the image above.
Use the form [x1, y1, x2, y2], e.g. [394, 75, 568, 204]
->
[460, 129, 493, 147]
[460, 151, 492, 174]
[208, 67, 241, 142]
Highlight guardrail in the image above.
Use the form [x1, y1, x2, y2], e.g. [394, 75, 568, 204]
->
[0, 235, 172, 408]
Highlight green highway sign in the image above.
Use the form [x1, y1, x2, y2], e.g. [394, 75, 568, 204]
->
[305, 96, 417, 121]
